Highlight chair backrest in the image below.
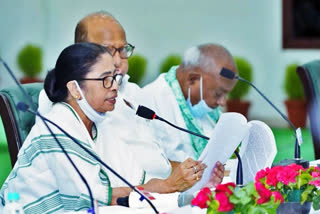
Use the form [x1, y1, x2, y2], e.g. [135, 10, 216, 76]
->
[297, 60, 320, 160]
[230, 120, 277, 184]
[0, 83, 43, 167]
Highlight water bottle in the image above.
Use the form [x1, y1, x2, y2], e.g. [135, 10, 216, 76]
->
[3, 192, 24, 214]
[178, 192, 194, 207]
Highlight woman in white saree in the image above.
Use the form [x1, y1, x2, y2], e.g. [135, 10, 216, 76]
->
[0, 43, 207, 213]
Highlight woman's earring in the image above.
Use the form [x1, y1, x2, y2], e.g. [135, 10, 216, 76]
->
[75, 95, 79, 100]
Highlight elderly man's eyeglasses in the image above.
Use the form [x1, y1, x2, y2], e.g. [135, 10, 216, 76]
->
[105, 43, 135, 59]
[78, 74, 123, 89]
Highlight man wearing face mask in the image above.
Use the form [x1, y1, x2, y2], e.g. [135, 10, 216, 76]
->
[140, 44, 238, 163]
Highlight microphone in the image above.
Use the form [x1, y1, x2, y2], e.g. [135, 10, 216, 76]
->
[16, 102, 29, 112]
[17, 102, 159, 213]
[136, 105, 209, 141]
[220, 67, 309, 168]
[134, 104, 244, 186]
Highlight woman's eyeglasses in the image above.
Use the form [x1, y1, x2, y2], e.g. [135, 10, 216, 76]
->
[78, 74, 123, 89]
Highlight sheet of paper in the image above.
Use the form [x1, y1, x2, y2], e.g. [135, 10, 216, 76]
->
[186, 112, 249, 194]
[229, 120, 277, 185]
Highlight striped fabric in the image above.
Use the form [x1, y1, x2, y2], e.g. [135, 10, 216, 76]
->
[0, 103, 113, 213]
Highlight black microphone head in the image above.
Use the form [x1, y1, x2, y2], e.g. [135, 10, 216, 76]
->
[136, 105, 156, 120]
[16, 102, 29, 112]
[220, 67, 236, 80]
[116, 196, 129, 207]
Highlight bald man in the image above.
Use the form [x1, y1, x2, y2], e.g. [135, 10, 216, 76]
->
[140, 44, 238, 165]
[38, 12, 222, 194]
[73, 12, 175, 183]
[74, 12, 133, 96]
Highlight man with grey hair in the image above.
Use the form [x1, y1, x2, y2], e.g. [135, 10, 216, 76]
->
[141, 44, 238, 166]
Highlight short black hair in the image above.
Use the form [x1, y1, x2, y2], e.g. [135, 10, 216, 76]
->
[44, 42, 111, 102]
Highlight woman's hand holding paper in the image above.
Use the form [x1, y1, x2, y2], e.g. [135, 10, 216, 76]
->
[204, 161, 225, 189]
[166, 158, 207, 192]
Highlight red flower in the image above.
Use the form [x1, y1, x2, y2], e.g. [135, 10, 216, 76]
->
[309, 180, 320, 187]
[215, 182, 236, 195]
[266, 166, 281, 186]
[255, 168, 268, 182]
[309, 172, 320, 187]
[191, 187, 211, 209]
[272, 191, 284, 203]
[255, 181, 272, 204]
[276, 166, 298, 185]
[287, 164, 304, 172]
[311, 171, 320, 178]
[215, 192, 234, 212]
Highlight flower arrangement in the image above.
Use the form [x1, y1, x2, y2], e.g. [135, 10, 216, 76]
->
[255, 164, 320, 209]
[192, 164, 320, 214]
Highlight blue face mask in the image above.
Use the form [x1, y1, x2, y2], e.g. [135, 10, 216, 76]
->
[186, 76, 216, 118]
[74, 81, 107, 124]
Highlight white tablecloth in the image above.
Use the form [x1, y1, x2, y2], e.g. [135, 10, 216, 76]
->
[62, 205, 204, 214]
[63, 205, 320, 214]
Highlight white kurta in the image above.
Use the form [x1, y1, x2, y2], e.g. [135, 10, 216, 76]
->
[37, 75, 172, 182]
[0, 103, 144, 213]
[140, 74, 217, 162]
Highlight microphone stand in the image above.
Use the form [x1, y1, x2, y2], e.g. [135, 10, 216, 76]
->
[220, 68, 309, 168]
[237, 76, 308, 168]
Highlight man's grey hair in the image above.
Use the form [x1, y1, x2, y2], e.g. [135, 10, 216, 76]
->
[182, 46, 214, 72]
[181, 44, 234, 73]
[182, 47, 201, 68]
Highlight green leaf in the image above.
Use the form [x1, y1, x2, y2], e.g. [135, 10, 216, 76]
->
[276, 182, 284, 190]
[229, 195, 240, 204]
[297, 174, 312, 188]
[208, 199, 220, 213]
[301, 185, 314, 204]
[206, 206, 215, 214]
[313, 195, 320, 210]
[248, 206, 267, 214]
[244, 182, 255, 195]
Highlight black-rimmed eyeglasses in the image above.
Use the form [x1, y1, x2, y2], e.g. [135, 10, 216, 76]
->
[77, 74, 123, 89]
[104, 43, 135, 59]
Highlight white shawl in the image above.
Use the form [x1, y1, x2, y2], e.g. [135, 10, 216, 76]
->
[0, 103, 144, 213]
